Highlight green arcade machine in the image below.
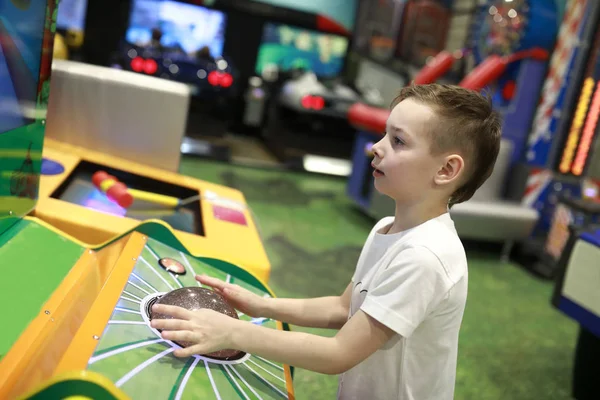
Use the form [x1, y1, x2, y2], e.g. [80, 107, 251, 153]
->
[0, 1, 294, 399]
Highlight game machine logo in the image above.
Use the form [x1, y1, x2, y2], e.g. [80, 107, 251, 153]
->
[0, 0, 58, 233]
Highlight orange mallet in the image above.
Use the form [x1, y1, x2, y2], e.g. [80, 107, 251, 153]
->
[92, 171, 181, 209]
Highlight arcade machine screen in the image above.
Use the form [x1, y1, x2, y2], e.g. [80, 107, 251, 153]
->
[56, 0, 88, 31]
[126, 0, 226, 60]
[0, 0, 46, 134]
[250, 0, 358, 32]
[255, 22, 349, 78]
[51, 162, 204, 236]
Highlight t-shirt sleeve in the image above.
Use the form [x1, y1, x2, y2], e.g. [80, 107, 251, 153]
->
[360, 245, 451, 338]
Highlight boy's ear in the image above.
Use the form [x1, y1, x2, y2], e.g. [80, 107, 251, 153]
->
[435, 154, 464, 186]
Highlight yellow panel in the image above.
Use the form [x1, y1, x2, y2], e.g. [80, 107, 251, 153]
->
[37, 139, 271, 282]
[0, 248, 102, 399]
[55, 232, 147, 373]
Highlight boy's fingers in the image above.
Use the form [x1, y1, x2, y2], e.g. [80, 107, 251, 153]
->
[151, 318, 192, 331]
[222, 288, 240, 298]
[152, 304, 193, 320]
[162, 330, 196, 343]
[173, 344, 205, 358]
[196, 275, 228, 290]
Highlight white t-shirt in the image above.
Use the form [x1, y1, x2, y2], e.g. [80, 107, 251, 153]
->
[337, 213, 468, 400]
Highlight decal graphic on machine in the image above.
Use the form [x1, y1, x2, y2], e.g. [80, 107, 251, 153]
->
[522, 168, 583, 232]
[0, 0, 55, 134]
[525, 0, 588, 167]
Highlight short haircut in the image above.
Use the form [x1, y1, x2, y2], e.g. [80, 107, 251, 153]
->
[391, 83, 503, 207]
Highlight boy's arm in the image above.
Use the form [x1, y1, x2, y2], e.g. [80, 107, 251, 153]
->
[152, 306, 395, 375]
[198, 275, 352, 330]
[263, 283, 352, 329]
[231, 308, 394, 374]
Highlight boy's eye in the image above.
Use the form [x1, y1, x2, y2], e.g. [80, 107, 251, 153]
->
[393, 136, 405, 145]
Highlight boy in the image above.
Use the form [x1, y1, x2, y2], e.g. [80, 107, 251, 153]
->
[151, 83, 502, 399]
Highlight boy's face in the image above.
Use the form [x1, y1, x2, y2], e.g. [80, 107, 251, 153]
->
[371, 99, 453, 205]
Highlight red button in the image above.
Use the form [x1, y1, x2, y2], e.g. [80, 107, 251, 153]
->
[212, 205, 248, 226]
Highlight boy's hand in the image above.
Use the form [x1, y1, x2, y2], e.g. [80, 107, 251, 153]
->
[196, 274, 268, 318]
[151, 304, 240, 358]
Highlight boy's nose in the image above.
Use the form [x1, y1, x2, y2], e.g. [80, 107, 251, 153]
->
[371, 139, 383, 159]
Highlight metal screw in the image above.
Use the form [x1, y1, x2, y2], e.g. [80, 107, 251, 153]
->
[132, 258, 137, 261]
[8, 211, 13, 215]
[93, 335, 100, 340]
[51, 318, 55, 322]
[44, 310, 50, 315]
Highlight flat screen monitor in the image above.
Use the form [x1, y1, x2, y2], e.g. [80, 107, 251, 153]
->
[255, 22, 349, 78]
[56, 0, 88, 31]
[126, 0, 227, 58]
[52, 162, 204, 236]
[0, 0, 47, 134]
[250, 0, 357, 32]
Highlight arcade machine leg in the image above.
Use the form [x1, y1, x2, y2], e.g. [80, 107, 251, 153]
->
[573, 326, 600, 400]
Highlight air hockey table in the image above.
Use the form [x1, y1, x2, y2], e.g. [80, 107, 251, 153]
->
[0, 222, 294, 400]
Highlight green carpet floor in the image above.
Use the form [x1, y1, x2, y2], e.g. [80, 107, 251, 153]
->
[179, 157, 579, 400]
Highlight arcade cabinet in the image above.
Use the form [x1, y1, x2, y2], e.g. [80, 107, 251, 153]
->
[0, 1, 294, 398]
[352, 0, 407, 63]
[515, 0, 600, 278]
[395, 0, 451, 68]
[233, 0, 372, 173]
[348, 0, 560, 221]
[551, 226, 600, 400]
[258, 22, 363, 169]
[117, 0, 235, 98]
[35, 56, 271, 282]
[114, 0, 239, 155]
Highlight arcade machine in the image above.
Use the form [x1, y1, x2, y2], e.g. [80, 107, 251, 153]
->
[550, 226, 600, 399]
[257, 23, 364, 169]
[116, 0, 235, 97]
[352, 0, 407, 63]
[34, 2, 270, 283]
[239, 0, 377, 174]
[347, 0, 560, 219]
[114, 0, 239, 147]
[0, 1, 295, 399]
[395, 0, 452, 68]
[516, 0, 600, 278]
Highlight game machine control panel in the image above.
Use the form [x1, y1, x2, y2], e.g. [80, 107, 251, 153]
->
[0, 0, 292, 398]
[1, 229, 294, 400]
[36, 138, 271, 283]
